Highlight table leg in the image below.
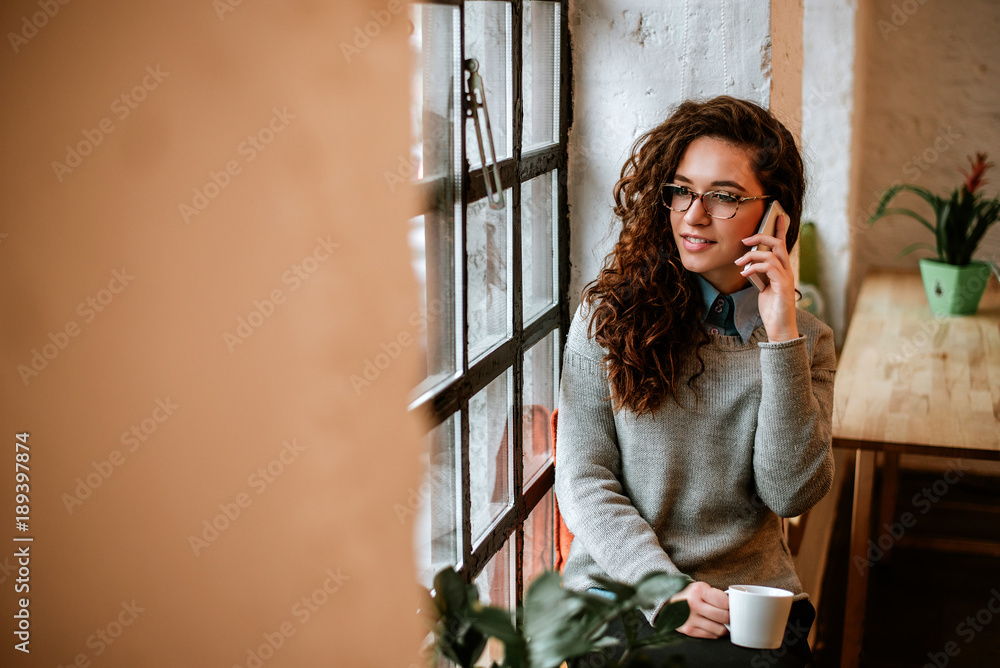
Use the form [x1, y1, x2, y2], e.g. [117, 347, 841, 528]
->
[841, 450, 875, 668]
[877, 452, 900, 564]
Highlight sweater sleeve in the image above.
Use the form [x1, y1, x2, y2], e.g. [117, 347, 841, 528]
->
[553, 311, 686, 617]
[752, 317, 837, 517]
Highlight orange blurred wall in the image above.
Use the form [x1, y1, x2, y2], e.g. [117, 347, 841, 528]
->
[0, 0, 426, 665]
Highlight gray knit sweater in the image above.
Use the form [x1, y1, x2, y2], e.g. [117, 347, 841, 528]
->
[554, 302, 836, 623]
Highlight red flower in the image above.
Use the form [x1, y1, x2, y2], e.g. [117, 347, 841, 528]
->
[960, 152, 992, 194]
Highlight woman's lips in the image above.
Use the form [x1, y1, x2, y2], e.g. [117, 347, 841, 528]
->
[680, 235, 716, 252]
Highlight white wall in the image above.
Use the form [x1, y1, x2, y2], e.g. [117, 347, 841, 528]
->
[568, 1, 773, 309]
[853, 0, 1000, 309]
[801, 0, 862, 346]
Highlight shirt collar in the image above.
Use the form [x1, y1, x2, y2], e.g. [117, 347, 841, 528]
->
[694, 274, 763, 343]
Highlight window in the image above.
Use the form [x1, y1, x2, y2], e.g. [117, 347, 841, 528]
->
[407, 0, 570, 611]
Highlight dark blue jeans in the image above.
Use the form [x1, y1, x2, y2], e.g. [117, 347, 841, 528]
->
[570, 598, 816, 668]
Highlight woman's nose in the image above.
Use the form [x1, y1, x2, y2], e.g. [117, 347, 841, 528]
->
[683, 197, 711, 225]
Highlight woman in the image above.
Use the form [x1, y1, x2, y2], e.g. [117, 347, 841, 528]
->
[554, 96, 835, 667]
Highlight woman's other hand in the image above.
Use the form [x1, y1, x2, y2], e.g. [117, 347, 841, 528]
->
[668, 581, 730, 639]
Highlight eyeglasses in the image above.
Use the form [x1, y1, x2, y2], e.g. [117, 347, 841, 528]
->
[661, 184, 770, 220]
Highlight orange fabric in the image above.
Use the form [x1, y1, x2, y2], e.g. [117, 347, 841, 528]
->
[551, 408, 575, 573]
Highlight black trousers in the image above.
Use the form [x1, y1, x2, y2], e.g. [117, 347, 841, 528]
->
[570, 599, 816, 668]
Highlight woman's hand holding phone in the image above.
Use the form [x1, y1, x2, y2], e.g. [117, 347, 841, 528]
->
[735, 205, 799, 342]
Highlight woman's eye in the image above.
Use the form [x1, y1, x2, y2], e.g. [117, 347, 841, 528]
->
[672, 186, 692, 197]
[712, 192, 739, 204]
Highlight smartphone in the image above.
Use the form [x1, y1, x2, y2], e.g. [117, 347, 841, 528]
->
[746, 200, 786, 291]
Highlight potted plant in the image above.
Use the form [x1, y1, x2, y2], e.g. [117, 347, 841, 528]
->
[422, 566, 690, 668]
[869, 153, 1000, 315]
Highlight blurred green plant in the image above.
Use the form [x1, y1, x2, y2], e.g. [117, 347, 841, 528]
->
[869, 152, 1000, 266]
[421, 567, 690, 668]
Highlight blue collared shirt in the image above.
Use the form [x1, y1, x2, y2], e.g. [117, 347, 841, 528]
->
[695, 275, 764, 343]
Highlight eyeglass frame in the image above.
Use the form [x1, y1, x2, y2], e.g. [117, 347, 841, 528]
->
[660, 183, 771, 220]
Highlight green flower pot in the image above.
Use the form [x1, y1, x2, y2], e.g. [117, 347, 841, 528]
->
[918, 259, 992, 316]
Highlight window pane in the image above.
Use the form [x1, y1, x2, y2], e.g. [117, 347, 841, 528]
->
[412, 3, 460, 181]
[474, 536, 513, 666]
[468, 192, 512, 361]
[522, 171, 557, 322]
[523, 1, 559, 150]
[470, 369, 512, 544]
[523, 329, 558, 486]
[409, 4, 461, 393]
[524, 489, 555, 588]
[475, 535, 514, 608]
[465, 1, 512, 168]
[410, 211, 457, 393]
[414, 414, 461, 589]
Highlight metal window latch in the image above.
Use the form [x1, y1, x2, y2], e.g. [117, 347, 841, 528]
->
[464, 58, 504, 209]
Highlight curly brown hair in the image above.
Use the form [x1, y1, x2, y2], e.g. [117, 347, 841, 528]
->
[581, 96, 805, 416]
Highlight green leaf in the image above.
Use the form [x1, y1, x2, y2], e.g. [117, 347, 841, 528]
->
[433, 567, 475, 616]
[499, 642, 527, 668]
[629, 601, 690, 648]
[589, 574, 637, 602]
[632, 573, 690, 609]
[962, 197, 1000, 265]
[896, 241, 936, 258]
[437, 621, 488, 668]
[471, 606, 519, 645]
[431, 568, 490, 668]
[874, 206, 936, 234]
[937, 197, 951, 263]
[527, 619, 612, 668]
[457, 595, 527, 668]
[652, 601, 690, 633]
[944, 192, 962, 264]
[523, 573, 619, 668]
[869, 183, 941, 227]
[620, 607, 641, 645]
[429, 568, 689, 668]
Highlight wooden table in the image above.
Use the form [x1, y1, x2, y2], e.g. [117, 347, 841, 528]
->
[832, 269, 1000, 668]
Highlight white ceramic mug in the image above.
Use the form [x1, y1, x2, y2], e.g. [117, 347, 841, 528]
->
[725, 585, 794, 649]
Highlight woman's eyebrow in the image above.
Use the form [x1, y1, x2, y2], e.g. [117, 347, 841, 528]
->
[710, 179, 747, 191]
[673, 174, 748, 192]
